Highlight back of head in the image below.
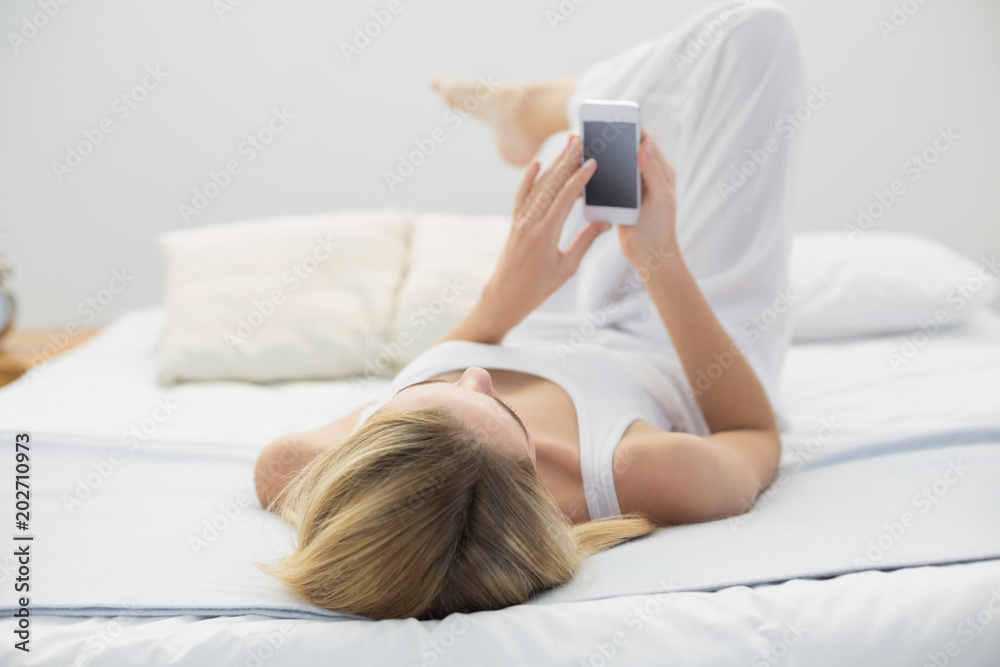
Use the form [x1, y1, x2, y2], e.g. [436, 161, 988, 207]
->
[263, 407, 654, 619]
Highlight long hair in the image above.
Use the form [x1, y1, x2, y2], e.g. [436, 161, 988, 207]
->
[260, 407, 655, 620]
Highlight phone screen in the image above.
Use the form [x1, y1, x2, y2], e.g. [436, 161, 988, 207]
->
[583, 121, 637, 208]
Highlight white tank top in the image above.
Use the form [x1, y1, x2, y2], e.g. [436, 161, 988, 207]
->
[354, 339, 689, 520]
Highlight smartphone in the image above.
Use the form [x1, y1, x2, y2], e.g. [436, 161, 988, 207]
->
[580, 100, 641, 226]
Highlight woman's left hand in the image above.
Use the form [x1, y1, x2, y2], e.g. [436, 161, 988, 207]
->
[477, 134, 612, 337]
[617, 134, 680, 269]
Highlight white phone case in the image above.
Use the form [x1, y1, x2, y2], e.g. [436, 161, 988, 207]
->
[580, 100, 641, 226]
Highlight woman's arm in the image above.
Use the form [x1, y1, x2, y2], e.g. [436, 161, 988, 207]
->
[613, 136, 781, 525]
[620, 137, 777, 436]
[439, 134, 611, 345]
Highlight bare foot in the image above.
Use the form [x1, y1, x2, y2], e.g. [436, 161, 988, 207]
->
[431, 78, 568, 166]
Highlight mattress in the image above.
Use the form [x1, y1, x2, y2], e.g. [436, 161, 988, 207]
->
[1, 306, 999, 665]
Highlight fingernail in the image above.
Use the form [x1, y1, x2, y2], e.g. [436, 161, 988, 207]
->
[600, 222, 612, 232]
[645, 141, 654, 156]
[584, 158, 596, 168]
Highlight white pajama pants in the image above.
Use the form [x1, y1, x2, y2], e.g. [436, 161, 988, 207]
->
[505, 0, 806, 431]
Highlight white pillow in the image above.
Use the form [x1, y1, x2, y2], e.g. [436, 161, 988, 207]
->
[789, 231, 999, 341]
[157, 210, 408, 384]
[157, 211, 996, 384]
[383, 212, 509, 374]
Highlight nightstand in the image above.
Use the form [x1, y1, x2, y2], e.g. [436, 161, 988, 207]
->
[0, 328, 101, 388]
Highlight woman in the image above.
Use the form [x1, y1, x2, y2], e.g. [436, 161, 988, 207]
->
[255, 1, 804, 620]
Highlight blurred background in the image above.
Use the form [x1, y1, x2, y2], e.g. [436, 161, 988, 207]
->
[1, 0, 998, 327]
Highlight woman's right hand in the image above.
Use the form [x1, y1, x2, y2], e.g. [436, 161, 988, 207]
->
[477, 134, 612, 338]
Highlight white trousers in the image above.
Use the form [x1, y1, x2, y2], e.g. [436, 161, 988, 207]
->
[506, 0, 806, 429]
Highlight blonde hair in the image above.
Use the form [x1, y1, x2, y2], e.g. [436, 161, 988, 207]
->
[261, 407, 655, 620]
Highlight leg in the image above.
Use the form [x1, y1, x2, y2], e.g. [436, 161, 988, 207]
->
[431, 77, 578, 166]
[507, 1, 806, 426]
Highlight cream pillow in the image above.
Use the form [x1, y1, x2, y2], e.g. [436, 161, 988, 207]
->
[157, 209, 409, 384]
[158, 211, 997, 384]
[382, 212, 509, 374]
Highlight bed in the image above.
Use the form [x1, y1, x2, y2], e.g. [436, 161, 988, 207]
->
[1, 227, 999, 665]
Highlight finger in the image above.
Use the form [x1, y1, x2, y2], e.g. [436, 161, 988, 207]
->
[646, 137, 676, 191]
[639, 138, 672, 200]
[513, 160, 540, 216]
[537, 135, 585, 195]
[563, 220, 612, 271]
[540, 157, 596, 232]
[638, 132, 650, 199]
[524, 137, 584, 222]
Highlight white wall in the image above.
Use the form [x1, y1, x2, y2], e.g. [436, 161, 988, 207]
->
[1, 0, 998, 327]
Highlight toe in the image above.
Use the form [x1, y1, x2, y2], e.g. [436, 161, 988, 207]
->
[430, 77, 460, 105]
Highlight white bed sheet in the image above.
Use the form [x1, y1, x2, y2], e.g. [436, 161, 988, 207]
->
[9, 560, 1000, 667]
[1, 306, 999, 665]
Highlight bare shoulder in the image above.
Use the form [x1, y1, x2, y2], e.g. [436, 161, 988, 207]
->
[254, 400, 374, 511]
[614, 420, 780, 527]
